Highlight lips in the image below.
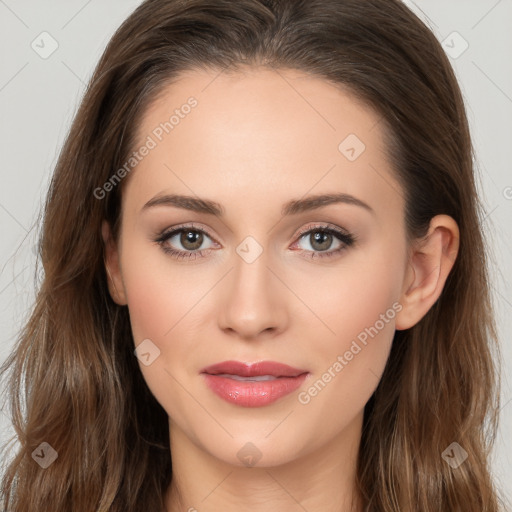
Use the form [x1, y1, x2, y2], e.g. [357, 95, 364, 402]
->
[200, 360, 308, 378]
[200, 360, 310, 407]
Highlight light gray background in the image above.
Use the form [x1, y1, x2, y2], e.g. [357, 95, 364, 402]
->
[0, 0, 511, 507]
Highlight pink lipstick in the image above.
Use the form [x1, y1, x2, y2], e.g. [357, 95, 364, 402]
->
[200, 360, 309, 407]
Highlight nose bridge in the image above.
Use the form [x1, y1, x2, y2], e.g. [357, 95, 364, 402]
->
[218, 235, 286, 338]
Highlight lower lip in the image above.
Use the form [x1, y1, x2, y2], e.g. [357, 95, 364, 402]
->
[202, 373, 309, 407]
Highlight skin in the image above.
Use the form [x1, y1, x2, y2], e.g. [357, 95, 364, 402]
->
[102, 67, 459, 511]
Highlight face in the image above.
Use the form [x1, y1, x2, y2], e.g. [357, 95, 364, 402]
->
[105, 66, 411, 467]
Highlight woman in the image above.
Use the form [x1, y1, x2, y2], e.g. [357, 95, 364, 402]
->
[0, 0, 502, 510]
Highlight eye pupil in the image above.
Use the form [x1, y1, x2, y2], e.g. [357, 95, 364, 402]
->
[310, 231, 332, 251]
[181, 230, 203, 250]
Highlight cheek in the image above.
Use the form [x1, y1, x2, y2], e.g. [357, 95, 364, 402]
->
[297, 267, 398, 387]
[123, 270, 173, 344]
[120, 236, 207, 343]
[291, 240, 404, 413]
[120, 243, 215, 398]
[120, 249, 210, 417]
[291, 240, 404, 349]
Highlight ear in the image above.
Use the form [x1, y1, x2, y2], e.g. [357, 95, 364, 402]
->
[395, 214, 459, 330]
[102, 220, 128, 305]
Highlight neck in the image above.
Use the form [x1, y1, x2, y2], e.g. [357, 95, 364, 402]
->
[164, 412, 364, 512]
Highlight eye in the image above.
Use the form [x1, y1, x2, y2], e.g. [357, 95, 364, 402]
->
[291, 223, 356, 260]
[154, 223, 217, 261]
[154, 222, 356, 262]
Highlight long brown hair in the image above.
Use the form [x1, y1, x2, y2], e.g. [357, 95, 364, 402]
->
[0, 0, 502, 510]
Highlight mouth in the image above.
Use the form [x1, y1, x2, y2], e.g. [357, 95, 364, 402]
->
[200, 360, 310, 407]
[200, 360, 308, 378]
[210, 374, 281, 381]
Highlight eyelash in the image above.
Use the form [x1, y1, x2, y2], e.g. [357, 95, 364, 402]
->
[154, 222, 356, 261]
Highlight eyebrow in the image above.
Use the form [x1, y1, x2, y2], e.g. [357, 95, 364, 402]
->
[141, 192, 375, 217]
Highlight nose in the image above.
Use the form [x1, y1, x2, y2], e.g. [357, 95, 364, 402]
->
[217, 247, 288, 340]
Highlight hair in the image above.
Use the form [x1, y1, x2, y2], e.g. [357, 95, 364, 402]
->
[0, 0, 503, 510]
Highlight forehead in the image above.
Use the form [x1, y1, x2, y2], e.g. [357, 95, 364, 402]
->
[125, 66, 403, 223]
[138, 66, 385, 152]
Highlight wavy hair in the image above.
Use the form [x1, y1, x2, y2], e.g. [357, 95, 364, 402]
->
[0, 0, 502, 510]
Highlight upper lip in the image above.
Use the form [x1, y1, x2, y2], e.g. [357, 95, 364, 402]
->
[201, 360, 308, 378]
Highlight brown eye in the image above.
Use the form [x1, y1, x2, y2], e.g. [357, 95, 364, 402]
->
[308, 231, 334, 252]
[155, 225, 216, 259]
[180, 230, 204, 251]
[292, 224, 356, 261]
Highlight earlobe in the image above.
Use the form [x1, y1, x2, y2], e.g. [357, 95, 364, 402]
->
[395, 214, 459, 330]
[101, 220, 128, 306]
